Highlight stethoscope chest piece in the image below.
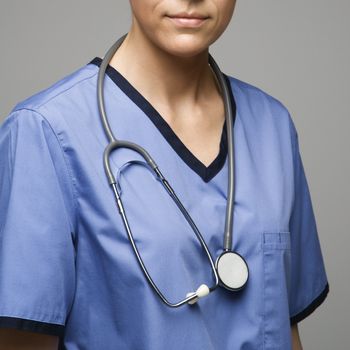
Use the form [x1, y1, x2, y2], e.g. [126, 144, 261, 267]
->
[215, 251, 249, 291]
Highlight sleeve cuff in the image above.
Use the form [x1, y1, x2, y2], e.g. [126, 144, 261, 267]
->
[290, 282, 330, 325]
[0, 316, 65, 337]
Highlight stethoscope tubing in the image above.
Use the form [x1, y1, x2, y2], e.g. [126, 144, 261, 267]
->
[97, 33, 238, 306]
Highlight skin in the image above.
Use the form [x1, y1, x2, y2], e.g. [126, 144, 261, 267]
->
[0, 1, 303, 348]
[291, 324, 303, 350]
[0, 329, 58, 350]
[109, 0, 237, 166]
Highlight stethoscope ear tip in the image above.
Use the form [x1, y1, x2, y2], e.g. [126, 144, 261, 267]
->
[186, 284, 210, 305]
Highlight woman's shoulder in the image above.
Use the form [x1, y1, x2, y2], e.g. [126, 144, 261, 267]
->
[3, 58, 100, 135]
[225, 72, 296, 137]
[13, 59, 98, 112]
[225, 73, 290, 117]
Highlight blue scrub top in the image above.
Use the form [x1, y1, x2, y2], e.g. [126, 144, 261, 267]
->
[0, 57, 329, 349]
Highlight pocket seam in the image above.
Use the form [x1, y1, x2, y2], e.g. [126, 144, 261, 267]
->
[262, 231, 291, 250]
[262, 230, 292, 349]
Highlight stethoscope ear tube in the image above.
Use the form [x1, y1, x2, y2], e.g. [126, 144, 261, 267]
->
[208, 56, 249, 291]
[97, 33, 249, 307]
[97, 33, 128, 144]
[208, 54, 235, 252]
[103, 139, 158, 185]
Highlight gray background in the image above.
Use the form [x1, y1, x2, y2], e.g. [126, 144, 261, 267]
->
[1, 1, 349, 348]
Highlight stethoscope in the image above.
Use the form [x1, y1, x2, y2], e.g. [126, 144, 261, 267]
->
[97, 33, 249, 308]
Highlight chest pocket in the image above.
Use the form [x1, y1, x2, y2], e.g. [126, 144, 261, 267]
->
[262, 231, 292, 350]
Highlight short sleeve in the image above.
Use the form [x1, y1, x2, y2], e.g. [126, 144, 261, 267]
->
[0, 109, 77, 336]
[287, 116, 330, 325]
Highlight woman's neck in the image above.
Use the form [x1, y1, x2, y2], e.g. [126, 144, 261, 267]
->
[108, 27, 221, 119]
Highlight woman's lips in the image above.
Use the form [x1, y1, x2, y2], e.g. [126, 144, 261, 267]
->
[166, 16, 209, 28]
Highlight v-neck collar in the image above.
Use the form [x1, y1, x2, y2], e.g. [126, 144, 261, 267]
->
[88, 57, 236, 183]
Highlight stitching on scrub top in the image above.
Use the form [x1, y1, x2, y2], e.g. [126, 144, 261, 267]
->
[0, 115, 15, 254]
[12, 108, 79, 234]
[50, 67, 126, 177]
[287, 113, 298, 211]
[2, 111, 20, 178]
[0, 309, 66, 324]
[8, 117, 14, 185]
[262, 235, 266, 350]
[33, 71, 101, 110]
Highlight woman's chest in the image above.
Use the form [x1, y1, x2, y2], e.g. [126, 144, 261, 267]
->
[71, 109, 295, 284]
[71, 106, 295, 264]
[66, 107, 295, 349]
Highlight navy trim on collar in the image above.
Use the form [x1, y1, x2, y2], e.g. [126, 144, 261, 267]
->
[88, 57, 236, 183]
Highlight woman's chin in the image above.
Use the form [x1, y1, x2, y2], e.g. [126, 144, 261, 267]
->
[158, 35, 211, 58]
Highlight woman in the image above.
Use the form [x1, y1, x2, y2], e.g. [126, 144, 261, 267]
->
[0, 1, 329, 349]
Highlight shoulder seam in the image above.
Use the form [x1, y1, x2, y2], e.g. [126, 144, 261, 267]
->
[19, 69, 99, 111]
[226, 74, 290, 113]
[14, 107, 79, 233]
[8, 118, 14, 183]
[288, 112, 298, 218]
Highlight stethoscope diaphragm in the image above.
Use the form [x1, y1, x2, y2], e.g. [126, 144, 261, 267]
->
[215, 251, 249, 291]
